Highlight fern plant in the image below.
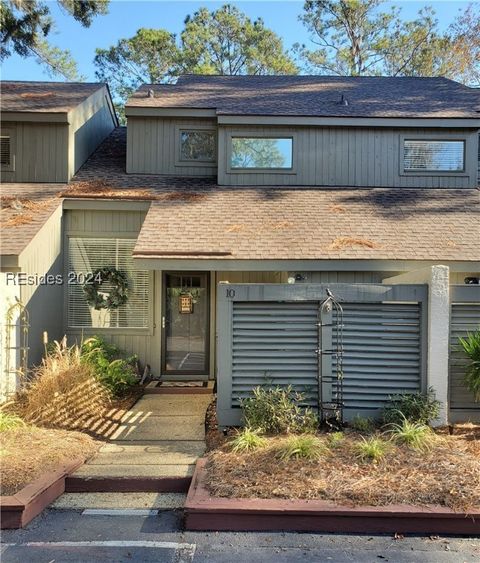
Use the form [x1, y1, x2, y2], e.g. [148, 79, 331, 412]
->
[459, 330, 480, 402]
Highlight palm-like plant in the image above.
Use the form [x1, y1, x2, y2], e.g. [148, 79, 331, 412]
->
[459, 330, 480, 402]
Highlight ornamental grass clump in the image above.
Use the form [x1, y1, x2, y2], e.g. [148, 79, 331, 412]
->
[355, 436, 390, 463]
[350, 415, 375, 433]
[0, 412, 26, 431]
[387, 417, 436, 452]
[276, 434, 326, 461]
[240, 385, 318, 434]
[459, 330, 480, 402]
[230, 428, 268, 453]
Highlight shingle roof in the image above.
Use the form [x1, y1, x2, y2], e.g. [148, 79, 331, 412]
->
[0, 81, 107, 113]
[126, 75, 480, 118]
[69, 128, 479, 263]
[0, 184, 64, 256]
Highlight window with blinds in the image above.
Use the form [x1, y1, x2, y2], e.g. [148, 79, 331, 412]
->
[67, 237, 150, 329]
[404, 140, 464, 172]
[0, 136, 11, 166]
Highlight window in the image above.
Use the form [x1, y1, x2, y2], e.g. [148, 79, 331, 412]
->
[1, 135, 11, 167]
[403, 140, 465, 172]
[180, 130, 216, 162]
[231, 137, 293, 169]
[67, 238, 150, 329]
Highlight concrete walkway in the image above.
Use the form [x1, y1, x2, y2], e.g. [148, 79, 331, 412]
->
[68, 393, 211, 483]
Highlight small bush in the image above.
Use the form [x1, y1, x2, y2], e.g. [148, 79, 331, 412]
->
[355, 436, 390, 463]
[350, 415, 374, 433]
[81, 336, 137, 397]
[459, 331, 480, 402]
[327, 431, 344, 448]
[387, 417, 435, 451]
[230, 428, 267, 453]
[277, 434, 326, 461]
[240, 385, 318, 434]
[0, 412, 26, 431]
[381, 388, 440, 426]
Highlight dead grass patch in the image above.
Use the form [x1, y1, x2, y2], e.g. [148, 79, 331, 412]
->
[205, 432, 480, 512]
[329, 236, 380, 250]
[161, 191, 206, 202]
[20, 92, 56, 99]
[60, 181, 154, 200]
[0, 426, 99, 495]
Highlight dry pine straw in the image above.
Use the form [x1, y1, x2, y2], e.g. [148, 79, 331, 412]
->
[205, 433, 480, 512]
[0, 426, 99, 496]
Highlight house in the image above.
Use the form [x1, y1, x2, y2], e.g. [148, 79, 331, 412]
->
[1, 76, 479, 425]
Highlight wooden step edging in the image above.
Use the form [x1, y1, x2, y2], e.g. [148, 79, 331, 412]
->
[0, 459, 83, 529]
[185, 459, 480, 535]
[65, 475, 192, 493]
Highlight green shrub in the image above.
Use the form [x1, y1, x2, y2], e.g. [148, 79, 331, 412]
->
[387, 417, 435, 451]
[459, 331, 480, 402]
[240, 385, 318, 434]
[230, 428, 268, 453]
[355, 436, 390, 463]
[81, 336, 137, 397]
[350, 415, 374, 433]
[327, 431, 344, 448]
[277, 434, 326, 461]
[381, 388, 440, 426]
[0, 412, 26, 431]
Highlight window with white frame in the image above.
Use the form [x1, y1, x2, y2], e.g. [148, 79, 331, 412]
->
[231, 137, 293, 169]
[403, 139, 465, 172]
[180, 130, 216, 162]
[67, 237, 150, 329]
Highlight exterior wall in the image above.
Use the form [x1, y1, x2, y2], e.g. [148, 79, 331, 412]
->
[218, 125, 478, 188]
[16, 204, 64, 369]
[290, 271, 402, 284]
[68, 86, 117, 177]
[126, 117, 217, 176]
[0, 121, 69, 182]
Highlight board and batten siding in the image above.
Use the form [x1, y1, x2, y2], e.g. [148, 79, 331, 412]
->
[127, 117, 217, 176]
[0, 122, 69, 182]
[18, 204, 64, 366]
[218, 126, 478, 188]
[69, 86, 117, 177]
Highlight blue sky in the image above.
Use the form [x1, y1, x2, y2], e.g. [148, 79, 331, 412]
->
[0, 0, 473, 82]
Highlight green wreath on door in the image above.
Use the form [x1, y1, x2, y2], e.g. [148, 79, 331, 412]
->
[83, 266, 129, 310]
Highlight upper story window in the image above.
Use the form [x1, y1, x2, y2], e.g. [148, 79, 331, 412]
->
[1, 136, 11, 166]
[403, 140, 465, 172]
[231, 137, 293, 169]
[67, 237, 150, 330]
[180, 130, 216, 162]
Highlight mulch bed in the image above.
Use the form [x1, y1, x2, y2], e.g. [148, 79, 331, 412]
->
[205, 429, 480, 513]
[1, 427, 99, 496]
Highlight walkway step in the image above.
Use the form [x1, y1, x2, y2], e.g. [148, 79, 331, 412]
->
[109, 416, 205, 441]
[92, 441, 205, 465]
[73, 464, 194, 478]
[124, 395, 212, 417]
[52, 492, 186, 510]
[65, 475, 192, 493]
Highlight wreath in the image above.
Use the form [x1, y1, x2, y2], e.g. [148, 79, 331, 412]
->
[83, 266, 129, 310]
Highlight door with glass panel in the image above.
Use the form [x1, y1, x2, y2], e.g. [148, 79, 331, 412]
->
[162, 272, 209, 378]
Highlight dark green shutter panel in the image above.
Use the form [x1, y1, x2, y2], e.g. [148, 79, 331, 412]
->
[449, 303, 480, 410]
[0, 136, 10, 166]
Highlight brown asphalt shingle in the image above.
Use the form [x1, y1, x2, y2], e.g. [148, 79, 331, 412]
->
[0, 184, 64, 256]
[72, 128, 479, 263]
[126, 75, 480, 119]
[1, 81, 106, 113]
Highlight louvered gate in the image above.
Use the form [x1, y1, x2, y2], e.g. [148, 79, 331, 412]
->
[217, 283, 427, 426]
[449, 285, 480, 422]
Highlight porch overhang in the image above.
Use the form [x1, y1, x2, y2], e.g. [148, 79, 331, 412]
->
[132, 256, 479, 273]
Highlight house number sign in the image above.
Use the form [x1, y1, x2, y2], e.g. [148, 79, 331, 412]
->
[179, 294, 193, 314]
